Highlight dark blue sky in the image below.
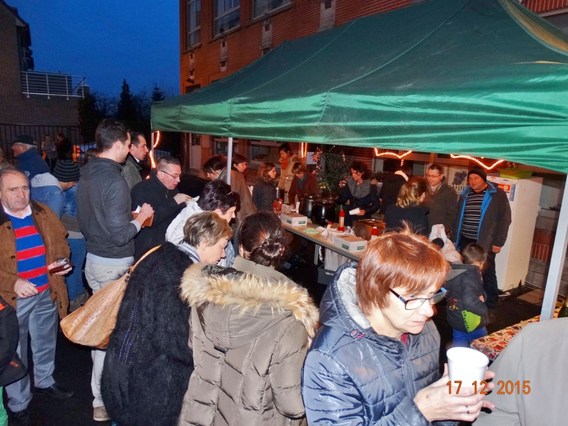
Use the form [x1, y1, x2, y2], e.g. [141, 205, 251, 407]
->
[10, 0, 180, 96]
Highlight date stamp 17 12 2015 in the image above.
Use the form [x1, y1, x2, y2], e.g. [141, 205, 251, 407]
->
[447, 380, 531, 395]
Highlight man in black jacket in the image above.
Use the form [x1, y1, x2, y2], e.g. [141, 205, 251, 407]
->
[454, 168, 511, 309]
[131, 157, 190, 260]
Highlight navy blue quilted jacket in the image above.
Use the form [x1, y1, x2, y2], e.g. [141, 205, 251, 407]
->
[302, 263, 454, 425]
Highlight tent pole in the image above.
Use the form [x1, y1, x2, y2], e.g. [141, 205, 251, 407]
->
[540, 176, 568, 320]
[226, 137, 233, 186]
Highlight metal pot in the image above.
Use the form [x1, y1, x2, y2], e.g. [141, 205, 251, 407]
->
[311, 199, 337, 226]
[299, 194, 317, 218]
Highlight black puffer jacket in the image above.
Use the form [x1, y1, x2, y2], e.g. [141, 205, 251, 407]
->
[101, 243, 193, 426]
[445, 263, 488, 333]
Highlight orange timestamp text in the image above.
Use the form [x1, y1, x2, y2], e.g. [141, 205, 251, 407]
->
[447, 380, 532, 395]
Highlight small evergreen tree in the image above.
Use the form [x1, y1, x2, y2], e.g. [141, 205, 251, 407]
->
[116, 80, 138, 123]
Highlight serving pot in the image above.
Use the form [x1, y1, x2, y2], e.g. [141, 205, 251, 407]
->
[311, 198, 337, 226]
[299, 195, 317, 218]
[353, 219, 385, 240]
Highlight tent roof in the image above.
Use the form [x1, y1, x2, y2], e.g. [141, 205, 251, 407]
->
[152, 0, 568, 173]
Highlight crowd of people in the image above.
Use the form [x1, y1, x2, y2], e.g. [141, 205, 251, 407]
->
[0, 121, 541, 426]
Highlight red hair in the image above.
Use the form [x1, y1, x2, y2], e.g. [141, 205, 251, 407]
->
[356, 229, 449, 314]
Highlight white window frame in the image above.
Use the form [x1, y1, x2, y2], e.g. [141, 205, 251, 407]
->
[252, 0, 291, 19]
[214, 0, 240, 35]
[186, 0, 201, 48]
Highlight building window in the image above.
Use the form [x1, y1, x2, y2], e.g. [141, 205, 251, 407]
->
[186, 0, 201, 48]
[253, 0, 290, 19]
[214, 138, 240, 155]
[214, 0, 240, 35]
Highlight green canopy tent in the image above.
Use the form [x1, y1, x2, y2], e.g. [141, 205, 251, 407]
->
[151, 0, 568, 319]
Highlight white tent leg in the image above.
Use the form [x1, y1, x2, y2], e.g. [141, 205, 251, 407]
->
[226, 136, 233, 186]
[540, 176, 568, 320]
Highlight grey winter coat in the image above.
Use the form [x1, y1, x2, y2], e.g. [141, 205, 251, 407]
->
[77, 156, 139, 258]
[178, 263, 318, 426]
[302, 263, 453, 426]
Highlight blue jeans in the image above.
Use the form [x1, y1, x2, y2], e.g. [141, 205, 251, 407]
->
[31, 185, 64, 217]
[452, 327, 488, 347]
[67, 237, 87, 300]
[6, 290, 58, 412]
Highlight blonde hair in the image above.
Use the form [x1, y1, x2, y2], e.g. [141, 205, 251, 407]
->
[183, 212, 233, 248]
[396, 176, 427, 208]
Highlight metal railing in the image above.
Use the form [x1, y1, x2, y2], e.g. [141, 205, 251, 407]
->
[21, 71, 87, 100]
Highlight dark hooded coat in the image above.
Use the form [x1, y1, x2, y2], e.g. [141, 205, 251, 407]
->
[101, 243, 193, 426]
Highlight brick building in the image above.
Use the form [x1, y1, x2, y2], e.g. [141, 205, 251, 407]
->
[177, 0, 568, 169]
[0, 0, 86, 160]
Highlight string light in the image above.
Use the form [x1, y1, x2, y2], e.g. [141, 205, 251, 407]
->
[300, 142, 308, 158]
[373, 148, 413, 159]
[149, 130, 161, 169]
[449, 154, 504, 170]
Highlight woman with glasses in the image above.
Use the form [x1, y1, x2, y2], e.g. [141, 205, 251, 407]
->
[336, 160, 379, 226]
[302, 229, 494, 425]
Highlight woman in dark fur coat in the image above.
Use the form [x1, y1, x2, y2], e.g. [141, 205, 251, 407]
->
[101, 212, 233, 426]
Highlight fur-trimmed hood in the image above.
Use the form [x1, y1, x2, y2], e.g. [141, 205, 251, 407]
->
[180, 263, 319, 350]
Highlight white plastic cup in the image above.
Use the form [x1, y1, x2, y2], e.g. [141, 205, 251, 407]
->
[447, 347, 489, 388]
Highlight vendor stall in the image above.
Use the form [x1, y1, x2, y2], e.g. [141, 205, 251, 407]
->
[152, 0, 568, 320]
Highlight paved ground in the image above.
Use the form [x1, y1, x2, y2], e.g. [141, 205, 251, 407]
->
[7, 240, 544, 425]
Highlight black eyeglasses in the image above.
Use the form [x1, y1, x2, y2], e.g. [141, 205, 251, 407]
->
[389, 287, 447, 310]
[159, 169, 181, 179]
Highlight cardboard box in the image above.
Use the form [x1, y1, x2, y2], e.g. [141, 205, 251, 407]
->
[334, 234, 368, 252]
[280, 212, 308, 227]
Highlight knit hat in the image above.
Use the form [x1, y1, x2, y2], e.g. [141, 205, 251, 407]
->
[11, 134, 35, 147]
[467, 167, 487, 182]
[53, 160, 80, 182]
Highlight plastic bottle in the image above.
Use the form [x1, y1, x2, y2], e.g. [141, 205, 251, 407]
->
[370, 226, 379, 241]
[337, 205, 345, 232]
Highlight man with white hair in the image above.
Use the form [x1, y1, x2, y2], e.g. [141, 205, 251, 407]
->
[0, 167, 74, 425]
[11, 135, 63, 215]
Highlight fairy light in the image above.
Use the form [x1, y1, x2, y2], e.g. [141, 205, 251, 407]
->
[149, 130, 161, 169]
[373, 148, 413, 159]
[449, 154, 505, 170]
[300, 142, 308, 158]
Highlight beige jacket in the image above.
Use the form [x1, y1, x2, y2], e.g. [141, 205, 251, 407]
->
[178, 263, 318, 426]
[474, 318, 568, 426]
